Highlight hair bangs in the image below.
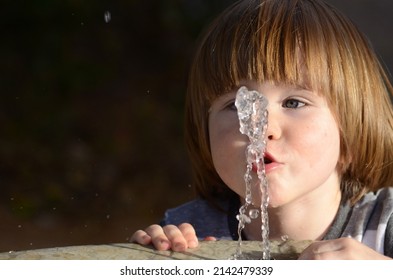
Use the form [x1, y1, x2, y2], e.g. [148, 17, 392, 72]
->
[193, 0, 343, 105]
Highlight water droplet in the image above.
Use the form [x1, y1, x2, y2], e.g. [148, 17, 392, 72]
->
[104, 11, 111, 23]
[249, 209, 259, 219]
[17, 225, 22, 229]
[106, 214, 110, 219]
[236, 214, 251, 224]
[281, 235, 289, 242]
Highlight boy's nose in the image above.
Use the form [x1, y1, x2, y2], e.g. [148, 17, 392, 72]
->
[266, 111, 281, 140]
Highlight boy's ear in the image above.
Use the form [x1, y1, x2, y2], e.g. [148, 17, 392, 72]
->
[337, 149, 352, 175]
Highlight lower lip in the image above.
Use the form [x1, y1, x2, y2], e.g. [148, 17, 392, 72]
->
[252, 162, 281, 173]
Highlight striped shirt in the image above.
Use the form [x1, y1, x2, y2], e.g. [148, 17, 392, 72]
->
[161, 187, 393, 257]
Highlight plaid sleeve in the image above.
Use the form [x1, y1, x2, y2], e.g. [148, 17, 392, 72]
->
[384, 212, 393, 258]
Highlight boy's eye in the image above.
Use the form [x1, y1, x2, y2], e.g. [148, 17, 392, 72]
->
[225, 101, 237, 111]
[282, 98, 306, 109]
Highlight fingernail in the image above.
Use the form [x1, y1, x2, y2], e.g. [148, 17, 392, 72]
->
[141, 235, 150, 242]
[188, 240, 198, 248]
[159, 240, 170, 250]
[173, 243, 186, 251]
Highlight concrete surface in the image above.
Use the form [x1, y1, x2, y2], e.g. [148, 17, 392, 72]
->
[0, 240, 312, 260]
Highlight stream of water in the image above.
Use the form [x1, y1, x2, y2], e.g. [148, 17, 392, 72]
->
[234, 86, 270, 260]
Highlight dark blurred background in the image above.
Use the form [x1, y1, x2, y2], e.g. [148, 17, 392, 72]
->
[0, 0, 392, 252]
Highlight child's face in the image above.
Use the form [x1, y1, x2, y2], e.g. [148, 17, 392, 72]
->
[208, 81, 341, 208]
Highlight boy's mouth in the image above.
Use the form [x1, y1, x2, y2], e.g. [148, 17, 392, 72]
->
[252, 152, 274, 172]
[264, 156, 273, 164]
[263, 152, 274, 164]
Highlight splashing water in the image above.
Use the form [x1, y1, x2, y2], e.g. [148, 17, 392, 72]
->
[234, 86, 270, 260]
[104, 11, 111, 23]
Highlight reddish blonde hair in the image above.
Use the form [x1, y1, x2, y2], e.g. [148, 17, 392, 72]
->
[185, 0, 393, 204]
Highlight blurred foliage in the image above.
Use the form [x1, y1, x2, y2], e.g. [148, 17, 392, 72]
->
[0, 0, 235, 250]
[0, 0, 391, 251]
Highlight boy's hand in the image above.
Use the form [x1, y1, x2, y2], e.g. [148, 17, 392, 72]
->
[130, 223, 199, 252]
[298, 237, 391, 260]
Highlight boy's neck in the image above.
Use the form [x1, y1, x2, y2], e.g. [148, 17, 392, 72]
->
[243, 188, 342, 242]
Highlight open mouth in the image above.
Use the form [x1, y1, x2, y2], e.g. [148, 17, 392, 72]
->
[263, 153, 273, 164]
[253, 152, 276, 172]
[253, 152, 280, 173]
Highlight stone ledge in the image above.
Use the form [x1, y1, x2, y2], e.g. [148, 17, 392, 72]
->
[0, 240, 311, 260]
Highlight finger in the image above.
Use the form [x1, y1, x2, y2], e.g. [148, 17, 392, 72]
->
[298, 239, 348, 260]
[145, 224, 171, 251]
[178, 223, 199, 248]
[203, 236, 217, 241]
[130, 230, 152, 245]
[163, 225, 189, 251]
[307, 238, 353, 255]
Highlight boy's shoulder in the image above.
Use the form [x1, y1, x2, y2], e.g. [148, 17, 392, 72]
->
[363, 186, 393, 202]
[344, 186, 393, 256]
